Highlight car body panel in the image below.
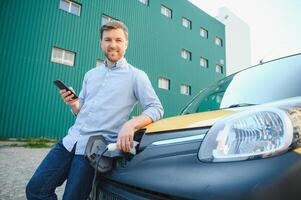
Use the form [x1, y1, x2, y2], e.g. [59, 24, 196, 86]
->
[99, 145, 301, 200]
[145, 110, 234, 133]
[294, 147, 301, 154]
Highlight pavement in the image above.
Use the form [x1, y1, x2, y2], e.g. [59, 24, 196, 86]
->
[0, 141, 65, 200]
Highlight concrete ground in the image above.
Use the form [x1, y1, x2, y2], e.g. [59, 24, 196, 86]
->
[0, 142, 65, 200]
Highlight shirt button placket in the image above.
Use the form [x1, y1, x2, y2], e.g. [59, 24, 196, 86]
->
[102, 69, 109, 88]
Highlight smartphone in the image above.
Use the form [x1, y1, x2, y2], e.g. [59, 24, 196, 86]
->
[53, 80, 78, 100]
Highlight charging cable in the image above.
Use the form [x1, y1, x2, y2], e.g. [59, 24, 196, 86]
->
[89, 141, 139, 200]
[89, 146, 108, 200]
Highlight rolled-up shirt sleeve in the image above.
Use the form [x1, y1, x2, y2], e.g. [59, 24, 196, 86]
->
[134, 70, 164, 121]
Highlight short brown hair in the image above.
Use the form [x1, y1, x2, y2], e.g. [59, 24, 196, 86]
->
[100, 20, 128, 40]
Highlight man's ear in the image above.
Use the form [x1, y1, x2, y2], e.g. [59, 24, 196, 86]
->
[100, 39, 104, 49]
[125, 39, 128, 50]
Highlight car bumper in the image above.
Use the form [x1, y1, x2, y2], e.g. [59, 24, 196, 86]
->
[98, 149, 301, 200]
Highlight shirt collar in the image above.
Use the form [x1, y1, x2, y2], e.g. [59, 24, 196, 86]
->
[104, 58, 127, 70]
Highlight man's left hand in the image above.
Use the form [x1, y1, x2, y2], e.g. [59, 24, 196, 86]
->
[117, 123, 135, 152]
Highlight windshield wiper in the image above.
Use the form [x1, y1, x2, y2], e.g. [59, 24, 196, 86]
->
[226, 103, 257, 108]
[179, 89, 205, 115]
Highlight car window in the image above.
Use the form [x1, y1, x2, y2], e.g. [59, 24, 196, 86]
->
[181, 54, 301, 114]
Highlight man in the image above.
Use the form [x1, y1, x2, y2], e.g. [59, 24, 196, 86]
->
[26, 21, 163, 200]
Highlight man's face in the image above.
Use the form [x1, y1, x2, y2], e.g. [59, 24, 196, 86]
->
[101, 28, 128, 65]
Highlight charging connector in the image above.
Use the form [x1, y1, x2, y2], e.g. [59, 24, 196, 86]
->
[107, 141, 139, 155]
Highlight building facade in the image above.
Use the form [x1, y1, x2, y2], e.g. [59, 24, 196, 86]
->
[0, 0, 225, 138]
[216, 7, 251, 75]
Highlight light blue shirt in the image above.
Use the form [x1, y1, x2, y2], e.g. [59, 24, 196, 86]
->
[63, 58, 164, 155]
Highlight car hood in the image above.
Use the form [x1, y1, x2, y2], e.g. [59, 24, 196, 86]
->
[145, 109, 236, 133]
[145, 96, 301, 134]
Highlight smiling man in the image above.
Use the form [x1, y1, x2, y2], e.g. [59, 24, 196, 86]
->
[26, 21, 164, 200]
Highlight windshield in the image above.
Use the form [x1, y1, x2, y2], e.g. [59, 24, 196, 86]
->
[181, 54, 301, 115]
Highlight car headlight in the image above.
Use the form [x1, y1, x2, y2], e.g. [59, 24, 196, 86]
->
[199, 107, 301, 162]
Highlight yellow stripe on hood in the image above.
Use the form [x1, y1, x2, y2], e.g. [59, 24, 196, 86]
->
[145, 110, 235, 133]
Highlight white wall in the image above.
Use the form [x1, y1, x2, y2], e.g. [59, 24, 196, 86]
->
[216, 7, 251, 75]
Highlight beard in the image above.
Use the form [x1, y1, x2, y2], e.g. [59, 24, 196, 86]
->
[104, 49, 123, 64]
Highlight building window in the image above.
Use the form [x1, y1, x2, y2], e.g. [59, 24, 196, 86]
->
[182, 17, 191, 29]
[200, 57, 208, 68]
[96, 59, 104, 67]
[161, 5, 172, 18]
[216, 64, 223, 73]
[181, 49, 191, 61]
[220, 59, 224, 65]
[216, 95, 223, 103]
[181, 84, 191, 95]
[158, 77, 170, 90]
[59, 0, 81, 16]
[138, 0, 148, 6]
[102, 14, 116, 25]
[51, 47, 75, 66]
[200, 27, 208, 38]
[215, 36, 223, 47]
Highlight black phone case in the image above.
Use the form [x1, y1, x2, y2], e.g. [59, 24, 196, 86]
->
[53, 80, 78, 99]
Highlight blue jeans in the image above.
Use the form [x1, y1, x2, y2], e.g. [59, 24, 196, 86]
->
[26, 141, 94, 200]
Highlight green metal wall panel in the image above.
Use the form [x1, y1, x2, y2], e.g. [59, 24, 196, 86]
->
[0, 0, 225, 138]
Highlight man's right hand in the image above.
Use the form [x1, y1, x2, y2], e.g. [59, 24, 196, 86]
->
[59, 89, 80, 114]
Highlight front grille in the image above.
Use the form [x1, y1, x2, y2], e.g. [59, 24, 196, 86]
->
[98, 178, 188, 200]
[99, 189, 124, 200]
